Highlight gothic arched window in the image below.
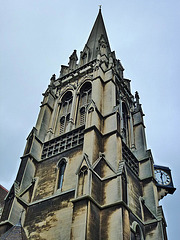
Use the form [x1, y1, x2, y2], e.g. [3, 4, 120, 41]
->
[122, 103, 129, 145]
[131, 222, 144, 240]
[57, 160, 66, 190]
[59, 91, 73, 134]
[77, 166, 88, 196]
[135, 225, 141, 240]
[78, 82, 92, 126]
[135, 224, 143, 240]
[122, 173, 127, 204]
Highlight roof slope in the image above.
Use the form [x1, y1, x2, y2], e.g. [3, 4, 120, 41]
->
[0, 223, 28, 240]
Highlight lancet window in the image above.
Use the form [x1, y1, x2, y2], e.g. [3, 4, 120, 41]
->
[78, 82, 92, 126]
[122, 172, 127, 204]
[135, 226, 141, 240]
[59, 91, 73, 134]
[122, 103, 129, 145]
[131, 222, 144, 240]
[77, 166, 88, 196]
[134, 224, 143, 240]
[57, 159, 66, 190]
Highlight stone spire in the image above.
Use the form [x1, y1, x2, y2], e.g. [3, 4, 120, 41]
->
[81, 8, 111, 62]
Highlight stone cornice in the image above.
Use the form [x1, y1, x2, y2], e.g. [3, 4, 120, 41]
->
[16, 189, 75, 208]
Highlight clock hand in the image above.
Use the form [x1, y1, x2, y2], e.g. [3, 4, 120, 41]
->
[160, 172, 164, 185]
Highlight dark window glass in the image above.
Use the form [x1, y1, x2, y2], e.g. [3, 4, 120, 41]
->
[58, 161, 66, 190]
[122, 103, 129, 145]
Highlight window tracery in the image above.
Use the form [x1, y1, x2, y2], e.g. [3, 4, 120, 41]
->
[59, 91, 73, 134]
[78, 82, 92, 126]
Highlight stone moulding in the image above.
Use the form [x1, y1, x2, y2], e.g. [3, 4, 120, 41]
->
[41, 126, 85, 160]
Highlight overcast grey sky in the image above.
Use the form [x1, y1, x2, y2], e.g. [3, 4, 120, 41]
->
[0, 0, 179, 238]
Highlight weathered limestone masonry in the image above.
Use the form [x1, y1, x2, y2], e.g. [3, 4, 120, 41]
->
[0, 9, 175, 240]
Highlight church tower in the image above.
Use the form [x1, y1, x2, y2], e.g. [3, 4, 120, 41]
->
[0, 9, 176, 240]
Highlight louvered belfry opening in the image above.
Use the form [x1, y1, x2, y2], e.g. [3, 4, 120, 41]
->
[78, 82, 92, 126]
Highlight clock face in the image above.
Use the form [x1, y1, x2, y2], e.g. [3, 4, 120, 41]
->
[154, 169, 171, 185]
